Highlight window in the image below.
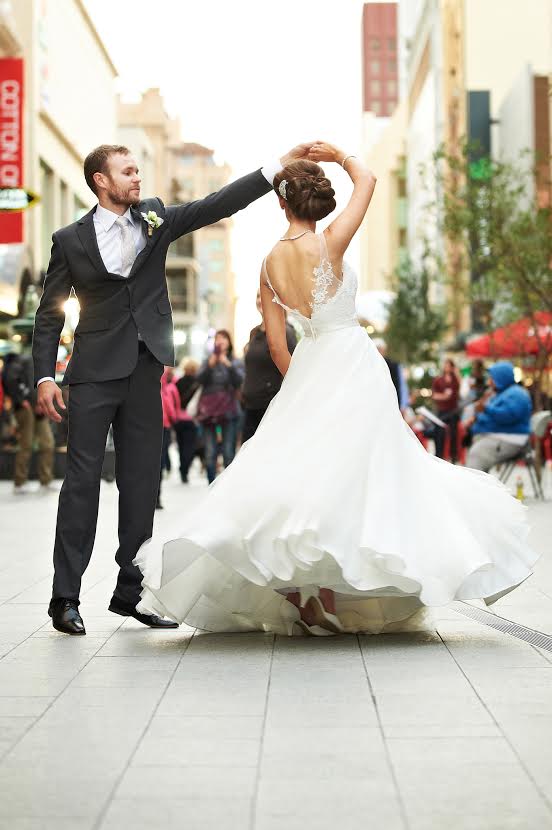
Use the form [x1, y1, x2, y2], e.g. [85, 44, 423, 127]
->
[370, 59, 380, 73]
[370, 37, 380, 50]
[74, 196, 87, 222]
[388, 38, 396, 51]
[371, 100, 381, 115]
[60, 180, 69, 226]
[387, 79, 397, 96]
[40, 160, 54, 270]
[388, 59, 396, 73]
[168, 235, 195, 258]
[371, 80, 381, 95]
[167, 268, 195, 312]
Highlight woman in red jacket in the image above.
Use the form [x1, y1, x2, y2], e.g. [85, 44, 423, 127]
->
[158, 369, 180, 509]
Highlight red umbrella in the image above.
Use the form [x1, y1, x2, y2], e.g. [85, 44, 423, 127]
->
[466, 312, 552, 358]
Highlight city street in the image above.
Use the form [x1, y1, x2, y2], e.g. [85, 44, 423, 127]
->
[0, 460, 551, 830]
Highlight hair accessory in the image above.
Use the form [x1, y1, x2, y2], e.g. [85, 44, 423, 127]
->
[278, 180, 288, 200]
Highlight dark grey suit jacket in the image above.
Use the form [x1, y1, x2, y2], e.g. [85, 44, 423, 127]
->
[32, 169, 272, 386]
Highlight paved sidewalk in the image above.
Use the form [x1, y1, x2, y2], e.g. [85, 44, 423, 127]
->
[0, 460, 551, 830]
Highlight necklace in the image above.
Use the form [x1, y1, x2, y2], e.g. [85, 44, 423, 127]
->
[279, 230, 313, 241]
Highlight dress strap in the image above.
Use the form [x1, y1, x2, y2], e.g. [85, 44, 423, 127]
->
[262, 257, 291, 312]
[318, 231, 329, 264]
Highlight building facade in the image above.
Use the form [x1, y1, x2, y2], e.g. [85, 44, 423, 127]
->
[168, 142, 233, 355]
[361, 0, 552, 339]
[0, 0, 117, 328]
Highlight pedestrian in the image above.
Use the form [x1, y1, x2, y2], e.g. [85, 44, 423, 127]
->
[241, 288, 297, 443]
[466, 361, 532, 472]
[174, 358, 200, 483]
[160, 367, 178, 475]
[432, 358, 460, 462]
[196, 329, 242, 483]
[157, 369, 180, 509]
[2, 350, 55, 494]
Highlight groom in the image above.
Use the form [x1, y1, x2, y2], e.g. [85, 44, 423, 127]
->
[33, 141, 311, 635]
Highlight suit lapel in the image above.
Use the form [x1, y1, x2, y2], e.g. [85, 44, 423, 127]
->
[76, 207, 110, 276]
[127, 204, 162, 278]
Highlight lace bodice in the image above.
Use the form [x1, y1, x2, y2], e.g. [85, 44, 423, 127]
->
[263, 233, 359, 339]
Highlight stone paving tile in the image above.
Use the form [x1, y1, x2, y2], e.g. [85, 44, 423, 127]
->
[0, 820, 96, 830]
[99, 797, 252, 830]
[254, 778, 405, 828]
[116, 765, 258, 800]
[0, 697, 55, 717]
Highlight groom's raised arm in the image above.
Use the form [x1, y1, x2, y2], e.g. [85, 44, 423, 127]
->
[166, 168, 273, 241]
[166, 143, 315, 240]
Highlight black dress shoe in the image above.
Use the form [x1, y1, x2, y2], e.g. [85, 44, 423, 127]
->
[48, 599, 86, 635]
[108, 598, 179, 628]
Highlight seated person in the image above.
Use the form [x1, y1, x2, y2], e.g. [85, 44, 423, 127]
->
[465, 361, 532, 473]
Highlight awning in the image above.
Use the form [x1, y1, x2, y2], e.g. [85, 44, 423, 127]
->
[466, 312, 552, 358]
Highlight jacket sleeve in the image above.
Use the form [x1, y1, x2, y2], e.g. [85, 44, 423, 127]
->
[166, 169, 272, 241]
[32, 234, 73, 385]
[195, 360, 212, 387]
[484, 390, 529, 426]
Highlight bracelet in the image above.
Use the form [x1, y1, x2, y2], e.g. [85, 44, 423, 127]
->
[341, 154, 357, 169]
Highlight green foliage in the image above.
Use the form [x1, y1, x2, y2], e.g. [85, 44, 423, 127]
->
[384, 255, 447, 366]
[433, 142, 552, 405]
[434, 143, 552, 329]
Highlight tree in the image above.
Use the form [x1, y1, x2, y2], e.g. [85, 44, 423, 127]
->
[434, 143, 552, 408]
[384, 254, 447, 366]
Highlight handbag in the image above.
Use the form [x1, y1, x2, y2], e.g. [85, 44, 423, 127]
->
[185, 385, 202, 418]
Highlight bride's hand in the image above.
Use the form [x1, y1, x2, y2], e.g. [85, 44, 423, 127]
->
[308, 142, 345, 165]
[280, 141, 318, 167]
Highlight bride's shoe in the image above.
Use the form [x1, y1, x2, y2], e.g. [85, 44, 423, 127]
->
[304, 595, 344, 633]
[286, 590, 342, 636]
[296, 587, 343, 634]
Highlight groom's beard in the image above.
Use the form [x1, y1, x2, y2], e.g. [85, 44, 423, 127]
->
[106, 182, 141, 207]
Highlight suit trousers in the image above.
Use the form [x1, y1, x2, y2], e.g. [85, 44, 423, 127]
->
[51, 346, 163, 605]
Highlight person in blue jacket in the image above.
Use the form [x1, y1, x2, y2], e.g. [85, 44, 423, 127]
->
[466, 361, 532, 472]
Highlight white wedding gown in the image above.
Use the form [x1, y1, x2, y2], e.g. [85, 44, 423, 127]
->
[135, 233, 538, 635]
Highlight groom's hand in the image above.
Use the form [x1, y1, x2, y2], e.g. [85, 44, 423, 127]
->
[37, 380, 66, 423]
[280, 142, 318, 168]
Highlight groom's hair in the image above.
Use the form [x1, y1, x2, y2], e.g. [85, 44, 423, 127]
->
[84, 144, 131, 195]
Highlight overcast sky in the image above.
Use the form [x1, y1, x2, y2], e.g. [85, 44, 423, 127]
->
[84, 0, 368, 346]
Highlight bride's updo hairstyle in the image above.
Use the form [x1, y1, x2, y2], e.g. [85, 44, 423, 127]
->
[274, 160, 336, 221]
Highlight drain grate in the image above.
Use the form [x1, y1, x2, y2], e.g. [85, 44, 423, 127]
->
[451, 601, 552, 654]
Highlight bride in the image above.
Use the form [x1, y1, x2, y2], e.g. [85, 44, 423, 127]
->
[134, 141, 538, 636]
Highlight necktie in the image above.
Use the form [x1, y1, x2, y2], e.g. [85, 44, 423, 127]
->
[115, 216, 136, 277]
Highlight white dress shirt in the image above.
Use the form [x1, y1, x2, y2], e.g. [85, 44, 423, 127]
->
[38, 162, 282, 386]
[93, 204, 146, 275]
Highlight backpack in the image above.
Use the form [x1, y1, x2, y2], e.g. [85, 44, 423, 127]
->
[1, 354, 30, 406]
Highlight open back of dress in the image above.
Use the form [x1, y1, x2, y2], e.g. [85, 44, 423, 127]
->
[262, 233, 358, 339]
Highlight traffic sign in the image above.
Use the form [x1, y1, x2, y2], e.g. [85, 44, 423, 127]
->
[0, 187, 40, 212]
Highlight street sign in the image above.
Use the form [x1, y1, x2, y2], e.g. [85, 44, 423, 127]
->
[0, 187, 39, 212]
[0, 57, 24, 242]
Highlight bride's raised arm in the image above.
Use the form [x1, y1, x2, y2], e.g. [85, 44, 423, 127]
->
[308, 142, 376, 258]
[259, 262, 292, 376]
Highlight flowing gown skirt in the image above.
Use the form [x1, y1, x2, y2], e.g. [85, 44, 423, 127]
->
[135, 327, 538, 635]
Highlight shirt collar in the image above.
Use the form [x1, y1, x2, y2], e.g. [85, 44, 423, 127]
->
[94, 204, 135, 232]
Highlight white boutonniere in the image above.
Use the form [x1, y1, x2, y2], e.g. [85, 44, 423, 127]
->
[141, 210, 164, 237]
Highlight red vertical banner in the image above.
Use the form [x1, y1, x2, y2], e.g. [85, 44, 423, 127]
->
[0, 57, 24, 244]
